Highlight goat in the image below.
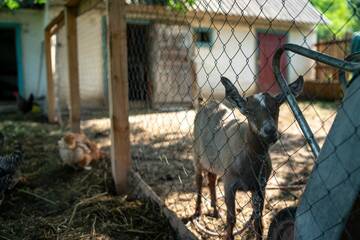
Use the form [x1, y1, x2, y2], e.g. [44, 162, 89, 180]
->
[193, 76, 303, 240]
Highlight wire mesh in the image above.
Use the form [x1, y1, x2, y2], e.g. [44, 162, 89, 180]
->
[49, 0, 360, 239]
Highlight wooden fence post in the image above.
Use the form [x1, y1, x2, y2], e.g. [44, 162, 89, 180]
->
[44, 29, 56, 123]
[65, 6, 81, 133]
[107, 0, 131, 194]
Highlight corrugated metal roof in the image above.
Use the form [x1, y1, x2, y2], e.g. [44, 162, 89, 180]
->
[191, 0, 325, 25]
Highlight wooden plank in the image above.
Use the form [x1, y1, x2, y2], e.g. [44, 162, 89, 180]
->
[49, 20, 65, 36]
[124, 4, 309, 28]
[315, 38, 351, 46]
[45, 10, 64, 32]
[66, 0, 81, 7]
[302, 81, 342, 101]
[128, 170, 197, 240]
[107, 0, 131, 194]
[44, 30, 57, 123]
[125, 4, 188, 25]
[78, 0, 103, 16]
[65, 6, 81, 133]
[191, 60, 199, 109]
[67, 0, 104, 16]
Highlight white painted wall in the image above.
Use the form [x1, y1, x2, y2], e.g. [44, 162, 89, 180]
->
[77, 9, 105, 107]
[0, 9, 45, 99]
[54, 27, 69, 109]
[193, 22, 317, 99]
[193, 24, 257, 99]
[54, 9, 105, 109]
[47, 5, 317, 109]
[288, 27, 317, 82]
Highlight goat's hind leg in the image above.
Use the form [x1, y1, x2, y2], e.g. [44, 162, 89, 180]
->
[224, 177, 236, 240]
[208, 172, 219, 218]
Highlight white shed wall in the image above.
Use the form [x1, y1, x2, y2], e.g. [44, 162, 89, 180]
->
[77, 9, 105, 107]
[55, 27, 69, 109]
[48, 6, 317, 109]
[54, 9, 105, 109]
[193, 24, 257, 99]
[0, 9, 45, 99]
[288, 28, 317, 82]
[193, 22, 317, 99]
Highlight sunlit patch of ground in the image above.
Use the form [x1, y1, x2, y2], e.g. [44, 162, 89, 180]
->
[81, 100, 338, 239]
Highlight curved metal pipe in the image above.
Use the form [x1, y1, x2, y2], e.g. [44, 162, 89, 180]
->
[277, 44, 360, 71]
[339, 51, 360, 91]
[273, 44, 360, 158]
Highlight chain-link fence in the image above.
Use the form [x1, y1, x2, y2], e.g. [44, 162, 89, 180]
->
[46, 0, 360, 239]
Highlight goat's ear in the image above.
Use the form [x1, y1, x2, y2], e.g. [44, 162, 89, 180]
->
[275, 75, 304, 104]
[221, 77, 247, 113]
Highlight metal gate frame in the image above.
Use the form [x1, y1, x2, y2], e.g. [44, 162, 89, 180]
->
[272, 44, 360, 240]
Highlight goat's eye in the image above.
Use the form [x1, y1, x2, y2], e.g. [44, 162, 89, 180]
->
[246, 110, 254, 117]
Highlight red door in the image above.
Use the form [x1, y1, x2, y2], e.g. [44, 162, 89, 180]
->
[257, 32, 287, 95]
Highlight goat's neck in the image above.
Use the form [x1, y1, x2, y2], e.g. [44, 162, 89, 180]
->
[245, 127, 269, 157]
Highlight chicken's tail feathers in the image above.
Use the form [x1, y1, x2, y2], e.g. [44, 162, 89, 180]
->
[100, 150, 109, 160]
[28, 93, 34, 102]
[13, 142, 24, 163]
[0, 133, 5, 149]
[14, 142, 22, 151]
[0, 143, 24, 173]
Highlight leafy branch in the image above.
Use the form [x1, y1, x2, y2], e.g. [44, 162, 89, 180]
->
[0, 0, 46, 10]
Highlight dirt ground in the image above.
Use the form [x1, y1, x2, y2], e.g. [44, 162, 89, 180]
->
[0, 100, 338, 240]
[0, 113, 176, 240]
[80, 100, 338, 239]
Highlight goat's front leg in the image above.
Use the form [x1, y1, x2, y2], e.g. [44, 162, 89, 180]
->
[224, 177, 236, 240]
[194, 167, 203, 218]
[208, 172, 219, 218]
[251, 187, 265, 240]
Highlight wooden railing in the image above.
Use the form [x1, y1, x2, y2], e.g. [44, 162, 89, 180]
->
[315, 38, 351, 83]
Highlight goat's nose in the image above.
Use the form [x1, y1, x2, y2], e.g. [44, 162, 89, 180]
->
[264, 125, 276, 136]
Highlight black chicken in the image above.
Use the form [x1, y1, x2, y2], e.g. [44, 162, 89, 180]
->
[0, 141, 23, 206]
[13, 92, 34, 114]
[0, 133, 4, 150]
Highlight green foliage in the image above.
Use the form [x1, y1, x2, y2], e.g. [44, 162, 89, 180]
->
[311, 0, 360, 40]
[0, 0, 46, 10]
[0, 0, 193, 11]
[350, 0, 360, 24]
[166, 0, 195, 12]
[2, 0, 20, 9]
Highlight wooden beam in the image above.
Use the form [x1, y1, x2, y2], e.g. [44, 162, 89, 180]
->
[107, 0, 131, 194]
[45, 10, 64, 32]
[78, 0, 103, 16]
[191, 60, 199, 109]
[124, 4, 312, 28]
[49, 20, 65, 36]
[66, 0, 81, 7]
[129, 170, 197, 239]
[44, 30, 56, 123]
[65, 6, 81, 133]
[125, 4, 188, 25]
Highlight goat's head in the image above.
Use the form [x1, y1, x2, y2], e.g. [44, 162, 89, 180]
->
[221, 76, 303, 144]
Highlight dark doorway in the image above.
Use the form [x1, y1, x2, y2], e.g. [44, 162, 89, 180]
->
[0, 28, 18, 101]
[127, 23, 150, 106]
[257, 32, 287, 96]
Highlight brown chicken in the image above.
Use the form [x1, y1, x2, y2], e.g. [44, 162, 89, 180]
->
[58, 132, 103, 170]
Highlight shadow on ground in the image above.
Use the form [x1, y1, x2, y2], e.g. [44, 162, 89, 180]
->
[0, 113, 176, 240]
